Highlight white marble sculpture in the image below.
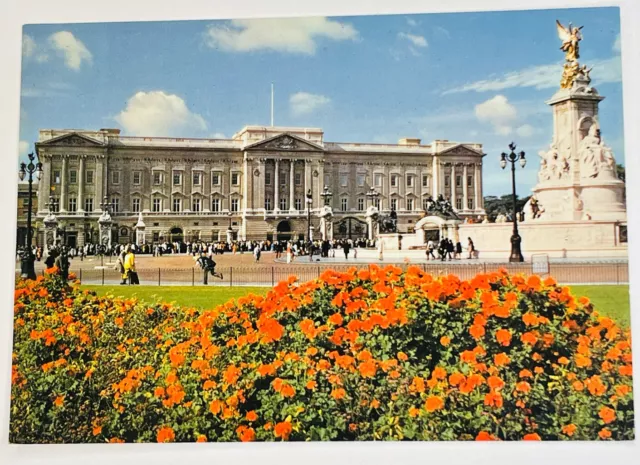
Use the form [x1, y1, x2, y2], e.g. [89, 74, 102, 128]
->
[579, 125, 617, 179]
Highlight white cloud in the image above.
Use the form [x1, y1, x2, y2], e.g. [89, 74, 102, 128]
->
[516, 124, 539, 138]
[22, 34, 36, 57]
[115, 91, 207, 137]
[210, 132, 227, 139]
[398, 32, 427, 48]
[475, 95, 517, 136]
[18, 140, 30, 157]
[406, 18, 418, 27]
[434, 26, 451, 39]
[443, 57, 621, 94]
[289, 92, 331, 116]
[204, 17, 358, 55]
[49, 31, 92, 70]
[613, 33, 621, 53]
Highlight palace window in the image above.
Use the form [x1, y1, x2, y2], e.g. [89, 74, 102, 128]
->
[68, 197, 77, 212]
[69, 170, 77, 184]
[445, 175, 450, 187]
[231, 198, 239, 212]
[173, 172, 182, 186]
[422, 174, 429, 187]
[391, 198, 398, 210]
[153, 172, 162, 185]
[111, 198, 120, 213]
[280, 172, 286, 185]
[340, 173, 348, 187]
[265, 172, 271, 185]
[265, 198, 272, 211]
[374, 198, 380, 209]
[84, 197, 93, 212]
[357, 198, 364, 211]
[192, 198, 201, 212]
[152, 198, 161, 212]
[211, 198, 220, 212]
[231, 173, 240, 186]
[132, 198, 141, 213]
[279, 198, 287, 210]
[468, 198, 474, 210]
[456, 198, 463, 210]
[295, 172, 302, 185]
[341, 198, 348, 211]
[423, 197, 430, 211]
[193, 172, 202, 186]
[86, 170, 94, 184]
[173, 198, 181, 212]
[112, 171, 121, 185]
[467, 175, 473, 187]
[212, 173, 220, 186]
[374, 173, 383, 187]
[133, 171, 141, 185]
[456, 175, 462, 187]
[295, 198, 302, 210]
[357, 173, 366, 187]
[53, 170, 61, 184]
[407, 198, 414, 211]
[324, 174, 330, 187]
[407, 175, 414, 187]
[390, 175, 398, 187]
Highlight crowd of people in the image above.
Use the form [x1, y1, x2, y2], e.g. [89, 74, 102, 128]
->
[425, 237, 477, 261]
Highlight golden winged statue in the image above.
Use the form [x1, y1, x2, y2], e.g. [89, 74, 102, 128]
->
[556, 20, 583, 62]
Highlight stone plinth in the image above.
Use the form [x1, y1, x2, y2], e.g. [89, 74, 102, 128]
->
[378, 233, 403, 251]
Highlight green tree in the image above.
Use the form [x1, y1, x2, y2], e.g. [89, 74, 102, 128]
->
[616, 164, 625, 182]
[483, 194, 531, 222]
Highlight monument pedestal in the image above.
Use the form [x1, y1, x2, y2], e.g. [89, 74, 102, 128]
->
[378, 233, 403, 251]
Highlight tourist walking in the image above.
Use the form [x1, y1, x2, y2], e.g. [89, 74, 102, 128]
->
[377, 239, 384, 261]
[467, 237, 476, 259]
[115, 250, 127, 285]
[455, 241, 463, 260]
[426, 240, 436, 260]
[253, 244, 261, 262]
[124, 246, 139, 285]
[343, 240, 351, 259]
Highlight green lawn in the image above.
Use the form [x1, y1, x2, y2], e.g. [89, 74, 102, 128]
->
[84, 284, 631, 327]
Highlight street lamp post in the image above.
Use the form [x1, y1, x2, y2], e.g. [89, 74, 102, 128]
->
[500, 142, 527, 262]
[306, 189, 313, 261]
[18, 151, 43, 280]
[320, 185, 332, 206]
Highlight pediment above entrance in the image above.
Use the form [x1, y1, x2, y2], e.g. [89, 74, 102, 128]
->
[438, 144, 484, 157]
[244, 133, 325, 152]
[37, 133, 105, 147]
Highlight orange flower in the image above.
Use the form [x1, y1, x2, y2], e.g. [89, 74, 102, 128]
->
[493, 353, 510, 367]
[358, 360, 377, 378]
[599, 406, 616, 424]
[586, 375, 606, 396]
[598, 428, 612, 439]
[331, 388, 346, 400]
[469, 324, 485, 339]
[328, 313, 344, 326]
[449, 372, 465, 386]
[54, 395, 64, 407]
[495, 329, 512, 347]
[520, 332, 538, 346]
[305, 380, 317, 390]
[440, 336, 451, 346]
[522, 312, 538, 326]
[487, 376, 505, 391]
[561, 424, 576, 437]
[370, 399, 380, 409]
[431, 366, 447, 380]
[558, 356, 570, 365]
[572, 380, 584, 391]
[410, 376, 426, 393]
[236, 425, 256, 442]
[519, 369, 533, 378]
[424, 396, 444, 412]
[408, 406, 420, 418]
[246, 411, 258, 422]
[196, 435, 207, 442]
[274, 421, 293, 440]
[516, 381, 531, 393]
[397, 351, 408, 361]
[615, 385, 631, 397]
[484, 392, 503, 408]
[157, 426, 175, 443]
[92, 425, 102, 436]
[476, 431, 497, 441]
[523, 433, 541, 441]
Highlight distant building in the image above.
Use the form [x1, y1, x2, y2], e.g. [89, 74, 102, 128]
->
[33, 126, 485, 246]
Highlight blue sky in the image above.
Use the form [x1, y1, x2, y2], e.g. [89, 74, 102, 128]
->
[18, 7, 622, 196]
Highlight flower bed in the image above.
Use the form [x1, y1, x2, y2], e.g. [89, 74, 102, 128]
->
[10, 266, 634, 442]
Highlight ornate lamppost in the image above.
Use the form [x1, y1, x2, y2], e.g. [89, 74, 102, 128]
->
[305, 189, 313, 260]
[320, 185, 333, 206]
[500, 142, 527, 262]
[18, 151, 43, 279]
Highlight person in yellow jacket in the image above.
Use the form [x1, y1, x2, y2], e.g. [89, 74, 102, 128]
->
[124, 245, 138, 285]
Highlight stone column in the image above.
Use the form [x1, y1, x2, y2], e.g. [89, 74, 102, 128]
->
[38, 155, 52, 213]
[450, 164, 456, 208]
[432, 156, 439, 199]
[60, 155, 68, 212]
[317, 161, 324, 210]
[243, 153, 250, 212]
[289, 159, 295, 212]
[95, 156, 104, 211]
[463, 163, 469, 212]
[78, 155, 85, 212]
[474, 163, 481, 210]
[304, 159, 311, 199]
[274, 159, 280, 211]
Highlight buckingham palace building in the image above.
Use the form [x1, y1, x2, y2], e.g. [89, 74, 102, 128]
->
[33, 126, 486, 246]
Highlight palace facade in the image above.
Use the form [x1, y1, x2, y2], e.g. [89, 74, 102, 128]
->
[34, 126, 485, 246]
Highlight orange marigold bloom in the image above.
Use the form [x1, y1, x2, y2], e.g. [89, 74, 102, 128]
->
[573, 380, 584, 391]
[210, 399, 223, 415]
[495, 329, 512, 347]
[619, 365, 633, 376]
[408, 406, 420, 418]
[449, 372, 465, 386]
[522, 312, 538, 326]
[331, 388, 346, 400]
[196, 435, 207, 442]
[358, 360, 377, 378]
[370, 399, 380, 409]
[494, 353, 510, 367]
[598, 428, 612, 440]
[54, 395, 64, 407]
[431, 366, 447, 380]
[92, 426, 102, 436]
[523, 433, 541, 441]
[516, 381, 531, 393]
[476, 431, 497, 441]
[440, 336, 451, 346]
[274, 421, 293, 440]
[461, 350, 477, 364]
[561, 424, 577, 437]
[586, 375, 607, 396]
[236, 425, 256, 442]
[469, 324, 485, 339]
[519, 369, 533, 379]
[520, 332, 538, 346]
[534, 366, 544, 375]
[246, 411, 258, 422]
[484, 392, 503, 408]
[305, 380, 317, 390]
[558, 356, 570, 365]
[397, 351, 408, 361]
[424, 395, 444, 412]
[157, 426, 175, 443]
[108, 438, 124, 443]
[599, 406, 616, 424]
[487, 376, 505, 391]
[328, 313, 344, 326]
[410, 376, 426, 393]
[615, 385, 631, 397]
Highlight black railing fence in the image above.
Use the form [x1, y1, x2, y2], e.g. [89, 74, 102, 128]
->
[23, 261, 629, 287]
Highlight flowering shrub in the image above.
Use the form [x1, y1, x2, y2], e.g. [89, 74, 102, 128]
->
[10, 266, 634, 443]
